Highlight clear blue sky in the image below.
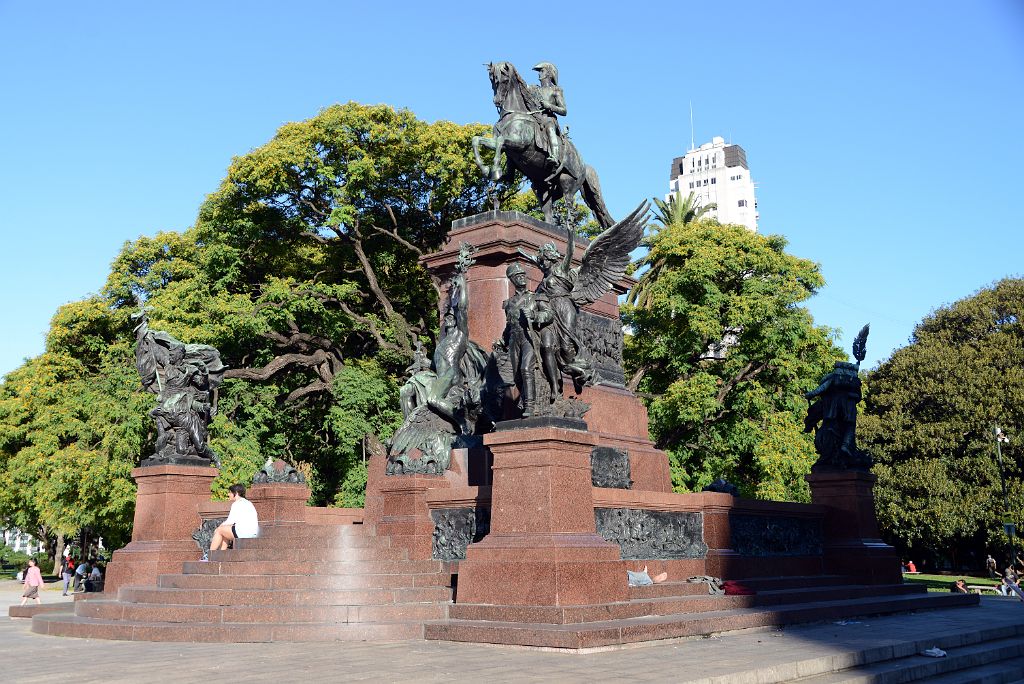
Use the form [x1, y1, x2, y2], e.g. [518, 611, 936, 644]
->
[1, 1, 1021, 377]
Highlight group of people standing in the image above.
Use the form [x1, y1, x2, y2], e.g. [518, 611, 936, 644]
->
[61, 556, 103, 595]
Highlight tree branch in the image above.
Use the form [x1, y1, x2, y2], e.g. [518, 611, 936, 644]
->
[225, 349, 334, 382]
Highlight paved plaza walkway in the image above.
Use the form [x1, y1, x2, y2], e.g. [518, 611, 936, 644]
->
[2, 580, 1022, 683]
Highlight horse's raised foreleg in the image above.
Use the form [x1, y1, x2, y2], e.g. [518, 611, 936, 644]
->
[472, 135, 496, 179]
[489, 135, 506, 182]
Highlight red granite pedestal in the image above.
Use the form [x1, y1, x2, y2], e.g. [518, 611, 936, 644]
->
[456, 425, 627, 609]
[806, 470, 901, 584]
[376, 474, 451, 560]
[103, 464, 217, 594]
[249, 482, 310, 526]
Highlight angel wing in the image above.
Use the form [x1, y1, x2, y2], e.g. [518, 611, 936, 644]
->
[570, 201, 650, 306]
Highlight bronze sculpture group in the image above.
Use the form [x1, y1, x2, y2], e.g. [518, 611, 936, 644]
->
[128, 59, 872, 480]
[133, 309, 225, 466]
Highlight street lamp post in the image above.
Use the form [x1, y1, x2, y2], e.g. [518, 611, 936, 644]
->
[993, 425, 1015, 572]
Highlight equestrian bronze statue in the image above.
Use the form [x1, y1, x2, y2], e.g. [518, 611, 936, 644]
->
[472, 61, 615, 229]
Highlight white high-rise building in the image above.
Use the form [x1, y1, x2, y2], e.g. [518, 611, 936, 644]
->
[668, 136, 758, 231]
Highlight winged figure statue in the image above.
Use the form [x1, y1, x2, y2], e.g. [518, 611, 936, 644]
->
[514, 201, 649, 404]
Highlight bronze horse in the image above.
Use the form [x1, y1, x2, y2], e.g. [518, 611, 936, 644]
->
[472, 62, 615, 228]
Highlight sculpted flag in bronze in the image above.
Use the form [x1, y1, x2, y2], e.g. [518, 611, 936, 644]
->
[133, 309, 225, 466]
[804, 324, 872, 472]
[472, 61, 615, 228]
[387, 244, 491, 475]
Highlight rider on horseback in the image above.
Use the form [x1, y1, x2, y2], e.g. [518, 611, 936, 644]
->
[530, 62, 566, 169]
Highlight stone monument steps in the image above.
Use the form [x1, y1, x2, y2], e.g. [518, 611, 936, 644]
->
[623, 576, 855, 600]
[180, 558, 444, 576]
[233, 534, 390, 550]
[157, 570, 451, 590]
[118, 585, 452, 607]
[209, 546, 409, 562]
[740, 574, 856, 591]
[246, 524, 377, 543]
[75, 599, 448, 625]
[754, 583, 923, 606]
[627, 581, 718, 599]
[448, 583, 929, 624]
[31, 612, 428, 642]
[426, 592, 979, 649]
[793, 633, 1024, 684]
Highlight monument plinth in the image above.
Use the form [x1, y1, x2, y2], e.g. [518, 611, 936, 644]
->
[103, 464, 216, 593]
[455, 425, 627, 607]
[806, 470, 900, 584]
[420, 211, 672, 492]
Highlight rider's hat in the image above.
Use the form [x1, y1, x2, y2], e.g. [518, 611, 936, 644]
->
[532, 62, 558, 82]
[506, 262, 526, 278]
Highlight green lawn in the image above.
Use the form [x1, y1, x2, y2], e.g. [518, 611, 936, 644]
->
[902, 573, 1001, 593]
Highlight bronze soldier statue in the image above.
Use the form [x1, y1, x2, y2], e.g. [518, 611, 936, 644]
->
[495, 262, 552, 417]
[529, 62, 566, 169]
[804, 324, 872, 471]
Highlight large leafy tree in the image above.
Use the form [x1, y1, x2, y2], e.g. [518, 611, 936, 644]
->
[860, 278, 1024, 565]
[0, 103, 513, 560]
[623, 219, 843, 501]
[628, 190, 717, 309]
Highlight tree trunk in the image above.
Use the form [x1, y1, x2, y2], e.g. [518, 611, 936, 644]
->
[52, 532, 65, 576]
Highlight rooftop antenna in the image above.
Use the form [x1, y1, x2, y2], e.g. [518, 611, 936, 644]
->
[689, 101, 695, 152]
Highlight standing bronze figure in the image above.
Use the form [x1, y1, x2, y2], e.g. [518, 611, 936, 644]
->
[472, 61, 615, 228]
[804, 324, 872, 471]
[495, 262, 549, 416]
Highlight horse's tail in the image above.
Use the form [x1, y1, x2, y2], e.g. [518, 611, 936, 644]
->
[582, 165, 615, 229]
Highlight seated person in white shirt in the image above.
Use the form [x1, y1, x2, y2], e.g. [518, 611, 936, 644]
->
[205, 483, 259, 560]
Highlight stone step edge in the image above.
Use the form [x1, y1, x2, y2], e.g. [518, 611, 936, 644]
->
[451, 584, 933, 620]
[30, 613, 428, 642]
[425, 594, 979, 648]
[80, 598, 451, 611]
[784, 635, 1024, 684]
[918, 657, 1024, 684]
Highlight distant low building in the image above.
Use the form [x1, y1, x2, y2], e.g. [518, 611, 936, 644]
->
[668, 136, 758, 232]
[2, 527, 46, 555]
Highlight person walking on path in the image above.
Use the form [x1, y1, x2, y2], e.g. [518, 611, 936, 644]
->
[986, 554, 998, 578]
[20, 558, 44, 606]
[61, 556, 74, 596]
[204, 483, 259, 560]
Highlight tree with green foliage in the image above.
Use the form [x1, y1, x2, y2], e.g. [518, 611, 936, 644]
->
[0, 298, 147, 570]
[0, 102, 515, 559]
[860, 278, 1024, 566]
[622, 218, 843, 500]
[628, 190, 716, 309]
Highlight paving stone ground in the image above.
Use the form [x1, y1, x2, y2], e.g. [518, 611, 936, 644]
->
[2, 579, 1022, 683]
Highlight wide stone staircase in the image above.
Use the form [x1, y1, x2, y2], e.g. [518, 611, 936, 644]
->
[32, 523, 453, 642]
[30, 526, 979, 647]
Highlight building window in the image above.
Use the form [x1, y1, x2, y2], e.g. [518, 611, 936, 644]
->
[703, 179, 708, 186]
[689, 182, 694, 189]
[738, 200, 747, 207]
[711, 178, 716, 184]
